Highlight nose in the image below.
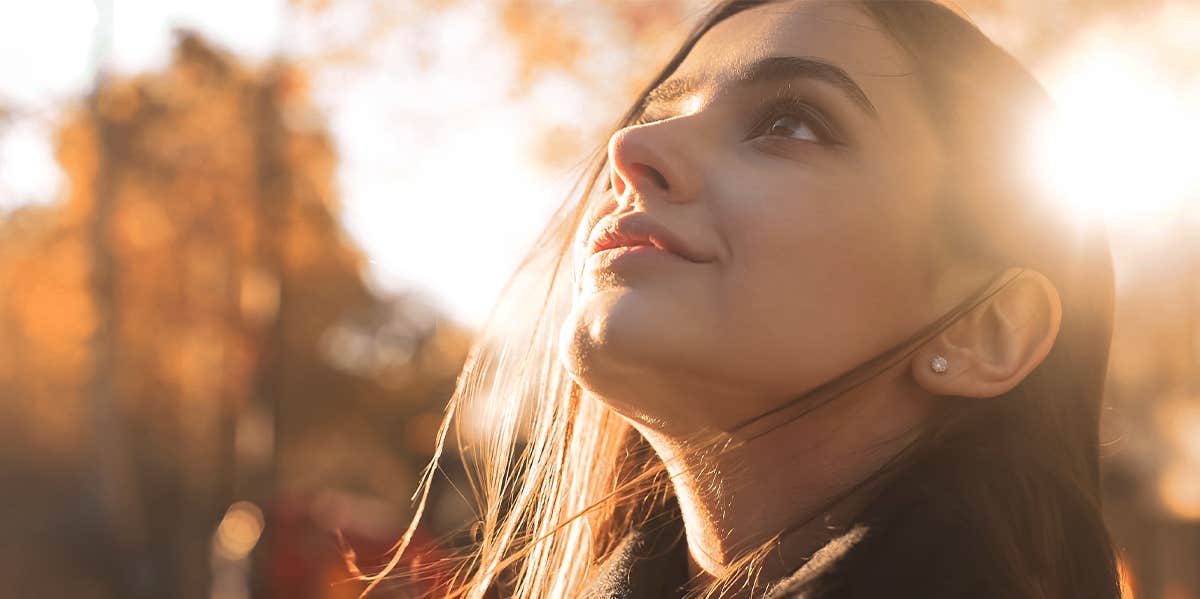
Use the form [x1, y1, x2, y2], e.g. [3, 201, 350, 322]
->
[606, 120, 699, 207]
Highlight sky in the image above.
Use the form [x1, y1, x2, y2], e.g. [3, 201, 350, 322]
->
[0, 0, 1197, 327]
[0, 0, 575, 328]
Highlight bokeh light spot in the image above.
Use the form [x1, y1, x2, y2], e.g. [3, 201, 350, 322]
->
[214, 501, 265, 561]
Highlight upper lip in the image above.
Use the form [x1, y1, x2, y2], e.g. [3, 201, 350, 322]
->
[587, 213, 710, 263]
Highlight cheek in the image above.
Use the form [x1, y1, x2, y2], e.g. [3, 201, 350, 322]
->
[713, 177, 932, 395]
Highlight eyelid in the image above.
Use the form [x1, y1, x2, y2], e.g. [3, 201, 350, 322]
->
[631, 92, 842, 145]
[748, 94, 841, 145]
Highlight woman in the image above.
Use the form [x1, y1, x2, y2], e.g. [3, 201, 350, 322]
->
[361, 1, 1122, 597]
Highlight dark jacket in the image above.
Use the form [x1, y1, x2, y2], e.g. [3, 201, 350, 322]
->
[579, 478, 1013, 599]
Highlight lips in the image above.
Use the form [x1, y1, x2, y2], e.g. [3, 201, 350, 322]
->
[586, 213, 710, 263]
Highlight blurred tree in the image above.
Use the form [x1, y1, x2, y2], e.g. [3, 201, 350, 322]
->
[0, 33, 472, 599]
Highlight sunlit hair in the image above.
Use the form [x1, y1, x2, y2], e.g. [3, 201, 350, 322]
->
[355, 1, 1121, 598]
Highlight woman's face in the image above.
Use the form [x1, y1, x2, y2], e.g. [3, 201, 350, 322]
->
[560, 1, 955, 433]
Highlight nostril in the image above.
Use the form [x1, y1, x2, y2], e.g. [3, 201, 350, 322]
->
[632, 163, 669, 191]
[650, 169, 669, 190]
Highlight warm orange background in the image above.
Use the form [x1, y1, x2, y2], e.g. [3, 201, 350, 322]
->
[0, 2, 1196, 598]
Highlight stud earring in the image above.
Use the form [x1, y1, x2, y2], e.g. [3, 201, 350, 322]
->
[930, 354, 949, 374]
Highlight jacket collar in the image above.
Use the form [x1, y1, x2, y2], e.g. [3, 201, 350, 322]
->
[578, 505, 870, 599]
[579, 510, 690, 599]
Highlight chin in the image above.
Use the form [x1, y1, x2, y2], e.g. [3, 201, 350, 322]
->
[559, 287, 679, 385]
[557, 287, 730, 433]
[555, 304, 668, 429]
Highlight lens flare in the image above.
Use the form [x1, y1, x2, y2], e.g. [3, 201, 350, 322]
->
[1032, 32, 1200, 227]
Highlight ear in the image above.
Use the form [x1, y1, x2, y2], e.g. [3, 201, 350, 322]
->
[912, 267, 1062, 399]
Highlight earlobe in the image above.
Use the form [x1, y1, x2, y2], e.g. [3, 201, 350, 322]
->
[912, 268, 1062, 399]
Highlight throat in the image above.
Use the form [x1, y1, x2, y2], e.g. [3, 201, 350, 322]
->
[630, 412, 919, 593]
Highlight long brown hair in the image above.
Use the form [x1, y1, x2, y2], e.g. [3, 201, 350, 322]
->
[357, 2, 1121, 597]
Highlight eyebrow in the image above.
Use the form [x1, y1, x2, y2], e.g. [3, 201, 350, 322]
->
[643, 55, 879, 120]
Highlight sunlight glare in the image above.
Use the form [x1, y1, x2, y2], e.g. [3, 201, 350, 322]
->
[1033, 42, 1200, 226]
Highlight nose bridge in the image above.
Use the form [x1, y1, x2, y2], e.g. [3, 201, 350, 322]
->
[607, 118, 700, 207]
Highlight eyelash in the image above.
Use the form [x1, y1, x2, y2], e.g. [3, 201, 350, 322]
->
[631, 93, 840, 145]
[749, 95, 840, 145]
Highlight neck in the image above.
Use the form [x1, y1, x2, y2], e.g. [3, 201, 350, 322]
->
[631, 374, 929, 593]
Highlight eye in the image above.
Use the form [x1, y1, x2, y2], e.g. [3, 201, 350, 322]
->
[761, 114, 820, 143]
[750, 97, 839, 145]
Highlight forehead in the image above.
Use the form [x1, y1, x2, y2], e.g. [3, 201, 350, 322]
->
[672, 1, 914, 107]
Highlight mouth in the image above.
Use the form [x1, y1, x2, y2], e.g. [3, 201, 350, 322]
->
[591, 239, 684, 259]
[585, 214, 711, 264]
[585, 243, 685, 271]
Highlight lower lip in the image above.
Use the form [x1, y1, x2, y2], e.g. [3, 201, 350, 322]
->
[587, 245, 684, 270]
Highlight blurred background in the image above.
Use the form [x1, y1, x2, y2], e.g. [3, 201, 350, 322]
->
[0, 0, 1196, 597]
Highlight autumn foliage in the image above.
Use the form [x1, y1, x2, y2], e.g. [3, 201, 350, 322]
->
[0, 34, 470, 599]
